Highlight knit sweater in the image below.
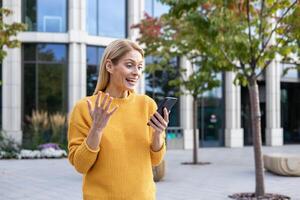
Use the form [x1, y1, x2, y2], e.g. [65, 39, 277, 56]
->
[68, 91, 166, 200]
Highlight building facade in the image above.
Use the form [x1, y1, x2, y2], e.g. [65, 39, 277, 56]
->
[1, 0, 300, 149]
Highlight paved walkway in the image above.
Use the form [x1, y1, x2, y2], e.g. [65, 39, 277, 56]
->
[0, 145, 300, 200]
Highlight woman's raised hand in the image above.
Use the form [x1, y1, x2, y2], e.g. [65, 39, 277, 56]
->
[87, 92, 119, 134]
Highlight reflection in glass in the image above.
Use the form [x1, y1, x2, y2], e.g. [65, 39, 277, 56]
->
[86, 46, 105, 96]
[281, 83, 300, 144]
[145, 56, 180, 127]
[23, 0, 67, 32]
[144, 0, 169, 17]
[23, 44, 68, 119]
[281, 63, 300, 79]
[37, 44, 67, 62]
[86, 0, 126, 38]
[23, 0, 37, 31]
[198, 73, 224, 147]
[87, 0, 97, 35]
[23, 43, 36, 61]
[98, 0, 126, 37]
[0, 63, 2, 128]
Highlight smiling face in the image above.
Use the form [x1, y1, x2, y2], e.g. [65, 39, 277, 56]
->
[106, 50, 144, 92]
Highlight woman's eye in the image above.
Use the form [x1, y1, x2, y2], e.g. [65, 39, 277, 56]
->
[126, 64, 132, 68]
[138, 66, 143, 70]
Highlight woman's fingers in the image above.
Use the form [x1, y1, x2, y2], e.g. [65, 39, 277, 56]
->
[108, 105, 119, 116]
[87, 99, 93, 117]
[148, 119, 163, 132]
[150, 115, 166, 130]
[154, 112, 168, 127]
[163, 108, 169, 123]
[104, 97, 113, 112]
[100, 93, 109, 108]
[95, 91, 101, 108]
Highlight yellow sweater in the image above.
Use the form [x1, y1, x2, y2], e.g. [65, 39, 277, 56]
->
[68, 91, 166, 200]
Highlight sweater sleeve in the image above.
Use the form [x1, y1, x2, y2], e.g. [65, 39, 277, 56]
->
[148, 97, 166, 167]
[68, 100, 99, 174]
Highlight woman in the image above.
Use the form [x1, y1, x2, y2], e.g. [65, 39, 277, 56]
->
[68, 39, 169, 200]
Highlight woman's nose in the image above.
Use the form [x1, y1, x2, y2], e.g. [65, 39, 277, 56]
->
[132, 67, 140, 75]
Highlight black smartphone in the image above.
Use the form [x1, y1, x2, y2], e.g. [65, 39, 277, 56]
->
[157, 97, 178, 117]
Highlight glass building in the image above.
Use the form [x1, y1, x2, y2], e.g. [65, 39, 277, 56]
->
[1, 0, 300, 149]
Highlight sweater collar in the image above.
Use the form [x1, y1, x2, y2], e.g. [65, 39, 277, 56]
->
[112, 90, 135, 104]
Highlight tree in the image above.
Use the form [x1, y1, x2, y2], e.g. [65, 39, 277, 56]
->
[133, 13, 221, 165]
[0, 8, 26, 61]
[134, 0, 300, 198]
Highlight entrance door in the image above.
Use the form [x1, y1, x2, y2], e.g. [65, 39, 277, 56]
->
[281, 82, 300, 144]
[198, 83, 224, 147]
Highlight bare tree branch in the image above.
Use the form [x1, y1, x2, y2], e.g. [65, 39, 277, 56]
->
[239, 58, 251, 79]
[220, 47, 242, 70]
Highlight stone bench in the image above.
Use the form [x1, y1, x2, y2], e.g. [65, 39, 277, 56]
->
[263, 153, 300, 176]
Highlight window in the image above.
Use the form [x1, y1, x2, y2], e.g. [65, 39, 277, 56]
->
[22, 0, 67, 32]
[145, 56, 180, 127]
[0, 1, 2, 129]
[86, 46, 105, 96]
[145, 0, 169, 17]
[0, 63, 2, 129]
[198, 73, 224, 147]
[281, 63, 300, 80]
[86, 0, 127, 38]
[22, 44, 68, 119]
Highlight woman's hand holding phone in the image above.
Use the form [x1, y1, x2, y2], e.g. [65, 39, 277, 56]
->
[148, 108, 169, 151]
[148, 108, 169, 135]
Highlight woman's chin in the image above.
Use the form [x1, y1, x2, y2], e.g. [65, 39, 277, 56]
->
[125, 83, 136, 90]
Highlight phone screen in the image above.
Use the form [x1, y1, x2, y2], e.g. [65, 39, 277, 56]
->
[157, 97, 177, 117]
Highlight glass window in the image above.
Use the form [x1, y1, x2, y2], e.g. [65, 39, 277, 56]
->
[145, 56, 180, 127]
[23, 0, 67, 32]
[281, 63, 300, 79]
[87, 0, 97, 35]
[145, 0, 169, 17]
[198, 73, 224, 147]
[86, 0, 126, 38]
[37, 44, 67, 62]
[23, 44, 68, 119]
[0, 63, 2, 129]
[86, 46, 105, 96]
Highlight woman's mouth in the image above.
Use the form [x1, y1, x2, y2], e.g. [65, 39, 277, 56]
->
[126, 78, 137, 85]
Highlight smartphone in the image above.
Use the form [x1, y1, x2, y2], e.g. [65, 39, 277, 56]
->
[156, 97, 178, 117]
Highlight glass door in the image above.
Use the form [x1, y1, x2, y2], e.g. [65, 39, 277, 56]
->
[198, 74, 224, 147]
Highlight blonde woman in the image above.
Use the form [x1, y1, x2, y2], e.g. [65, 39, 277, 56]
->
[68, 39, 168, 200]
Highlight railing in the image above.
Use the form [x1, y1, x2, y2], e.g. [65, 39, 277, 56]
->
[166, 127, 184, 149]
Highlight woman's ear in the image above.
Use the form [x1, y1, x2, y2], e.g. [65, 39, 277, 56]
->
[105, 60, 113, 74]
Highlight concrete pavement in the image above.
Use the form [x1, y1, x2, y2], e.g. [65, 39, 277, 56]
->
[0, 145, 300, 200]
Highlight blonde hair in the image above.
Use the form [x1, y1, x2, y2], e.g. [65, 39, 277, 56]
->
[93, 39, 144, 95]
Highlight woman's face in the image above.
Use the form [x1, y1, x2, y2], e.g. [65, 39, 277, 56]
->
[107, 50, 144, 91]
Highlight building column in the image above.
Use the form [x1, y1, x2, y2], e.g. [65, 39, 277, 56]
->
[2, 0, 22, 143]
[68, 0, 87, 112]
[225, 72, 244, 147]
[265, 60, 283, 146]
[180, 57, 198, 149]
[128, 0, 145, 94]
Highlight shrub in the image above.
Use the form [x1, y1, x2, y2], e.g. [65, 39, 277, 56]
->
[0, 131, 20, 159]
[25, 110, 50, 148]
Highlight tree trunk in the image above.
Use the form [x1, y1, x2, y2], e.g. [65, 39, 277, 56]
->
[193, 97, 198, 164]
[248, 78, 265, 197]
